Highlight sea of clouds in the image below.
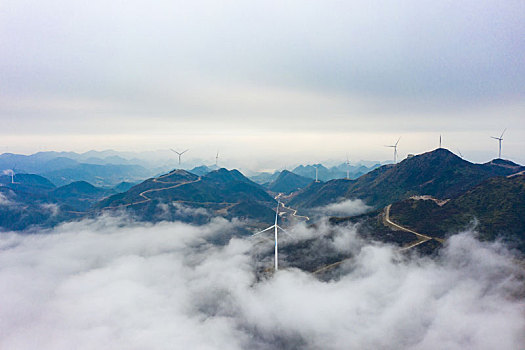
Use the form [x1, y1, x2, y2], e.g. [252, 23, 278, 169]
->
[0, 214, 523, 350]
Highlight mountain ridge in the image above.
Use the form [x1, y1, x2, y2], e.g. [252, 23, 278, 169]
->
[266, 170, 312, 194]
[289, 149, 525, 209]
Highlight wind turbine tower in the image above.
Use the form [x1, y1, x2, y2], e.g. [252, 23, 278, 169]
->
[252, 199, 286, 271]
[4, 165, 16, 184]
[346, 155, 350, 180]
[273, 200, 279, 271]
[4, 169, 14, 184]
[314, 165, 320, 183]
[385, 137, 401, 164]
[491, 129, 506, 159]
[439, 135, 442, 149]
[170, 149, 189, 166]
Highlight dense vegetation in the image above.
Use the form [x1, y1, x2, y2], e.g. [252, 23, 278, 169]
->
[266, 170, 312, 194]
[290, 149, 524, 209]
[390, 174, 525, 252]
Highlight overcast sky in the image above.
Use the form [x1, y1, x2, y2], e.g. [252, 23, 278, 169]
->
[1, 0, 524, 166]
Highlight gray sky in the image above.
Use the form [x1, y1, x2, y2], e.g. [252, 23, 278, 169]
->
[1, 0, 524, 166]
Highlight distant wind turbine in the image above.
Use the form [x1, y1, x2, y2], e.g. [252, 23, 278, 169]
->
[215, 150, 219, 167]
[457, 149, 463, 159]
[346, 155, 350, 180]
[385, 137, 401, 164]
[170, 149, 189, 165]
[491, 129, 506, 159]
[6, 163, 18, 184]
[439, 134, 442, 149]
[314, 165, 320, 183]
[3, 169, 14, 184]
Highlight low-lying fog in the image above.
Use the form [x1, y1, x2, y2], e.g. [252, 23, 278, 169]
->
[0, 214, 523, 350]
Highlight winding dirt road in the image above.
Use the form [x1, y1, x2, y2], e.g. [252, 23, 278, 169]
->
[312, 204, 446, 275]
[274, 193, 310, 223]
[383, 204, 445, 248]
[281, 202, 310, 222]
[104, 171, 202, 210]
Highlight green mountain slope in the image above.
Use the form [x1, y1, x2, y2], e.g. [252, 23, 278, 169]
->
[0, 173, 56, 200]
[389, 174, 525, 251]
[267, 170, 312, 194]
[98, 168, 277, 224]
[289, 149, 524, 209]
[51, 181, 114, 211]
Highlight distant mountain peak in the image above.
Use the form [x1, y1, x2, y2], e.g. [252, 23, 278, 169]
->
[289, 148, 524, 209]
[267, 170, 312, 194]
[53, 181, 104, 196]
[408, 148, 462, 162]
[486, 158, 522, 168]
[204, 168, 253, 184]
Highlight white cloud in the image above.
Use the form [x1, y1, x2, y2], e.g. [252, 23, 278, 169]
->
[0, 217, 523, 349]
[40, 203, 60, 216]
[315, 199, 370, 217]
[0, 192, 16, 207]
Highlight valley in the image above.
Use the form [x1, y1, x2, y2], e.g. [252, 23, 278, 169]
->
[1, 147, 524, 271]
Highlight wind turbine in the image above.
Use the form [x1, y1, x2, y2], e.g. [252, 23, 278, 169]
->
[385, 137, 401, 164]
[439, 134, 442, 149]
[346, 155, 350, 180]
[6, 163, 18, 184]
[3, 169, 14, 184]
[491, 129, 506, 159]
[314, 165, 320, 182]
[457, 149, 463, 159]
[252, 199, 289, 271]
[170, 149, 189, 166]
[215, 150, 219, 167]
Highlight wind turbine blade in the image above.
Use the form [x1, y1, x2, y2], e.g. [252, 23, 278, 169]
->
[252, 225, 275, 236]
[500, 128, 506, 138]
[182, 149, 189, 154]
[395, 137, 401, 146]
[170, 148, 177, 153]
[491, 136, 500, 140]
[276, 225, 293, 238]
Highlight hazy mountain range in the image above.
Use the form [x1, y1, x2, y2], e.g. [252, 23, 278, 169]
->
[249, 162, 381, 184]
[0, 151, 380, 188]
[0, 148, 524, 254]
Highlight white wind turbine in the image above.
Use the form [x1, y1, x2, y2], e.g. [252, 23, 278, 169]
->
[170, 149, 189, 166]
[346, 155, 350, 180]
[215, 150, 219, 167]
[4, 163, 17, 184]
[491, 129, 506, 159]
[252, 199, 289, 271]
[314, 165, 320, 183]
[385, 137, 401, 164]
[4, 169, 15, 184]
